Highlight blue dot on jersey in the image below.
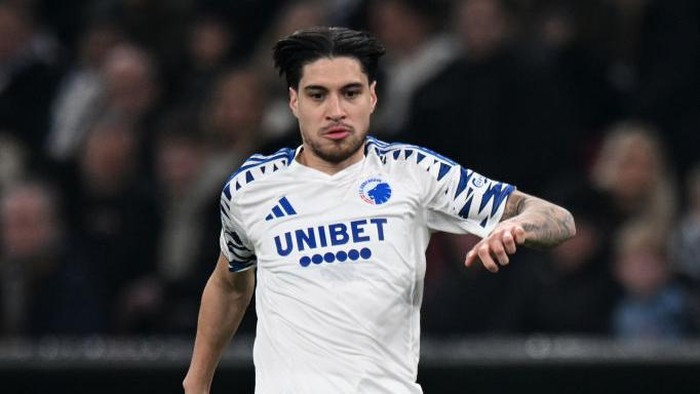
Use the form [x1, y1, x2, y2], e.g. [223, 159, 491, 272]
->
[312, 254, 323, 264]
[299, 256, 311, 267]
[360, 248, 372, 259]
[323, 252, 335, 263]
[348, 249, 360, 261]
[336, 251, 347, 262]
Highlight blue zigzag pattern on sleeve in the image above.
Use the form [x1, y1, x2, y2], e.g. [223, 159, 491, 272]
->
[480, 183, 516, 217]
[221, 147, 296, 201]
[366, 137, 513, 226]
[365, 137, 458, 182]
[225, 229, 256, 271]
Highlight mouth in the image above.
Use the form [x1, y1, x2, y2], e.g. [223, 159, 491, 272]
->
[322, 125, 352, 140]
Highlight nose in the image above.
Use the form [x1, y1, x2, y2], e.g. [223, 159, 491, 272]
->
[325, 93, 346, 121]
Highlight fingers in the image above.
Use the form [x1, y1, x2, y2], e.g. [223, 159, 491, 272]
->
[465, 249, 477, 267]
[512, 225, 526, 244]
[465, 242, 499, 272]
[503, 231, 517, 254]
[491, 238, 509, 266]
[477, 243, 499, 273]
[465, 225, 525, 273]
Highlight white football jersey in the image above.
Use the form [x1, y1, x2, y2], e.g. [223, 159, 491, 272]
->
[219, 137, 515, 393]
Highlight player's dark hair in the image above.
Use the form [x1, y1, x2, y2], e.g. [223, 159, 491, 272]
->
[273, 26, 385, 89]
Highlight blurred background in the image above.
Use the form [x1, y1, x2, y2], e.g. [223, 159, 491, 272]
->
[0, 0, 699, 392]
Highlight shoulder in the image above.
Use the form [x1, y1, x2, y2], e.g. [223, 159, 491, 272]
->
[221, 147, 297, 201]
[366, 136, 459, 182]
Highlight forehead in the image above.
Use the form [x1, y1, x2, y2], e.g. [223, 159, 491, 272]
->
[299, 56, 368, 88]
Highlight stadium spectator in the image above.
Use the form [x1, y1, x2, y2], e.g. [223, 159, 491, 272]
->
[197, 66, 268, 200]
[150, 110, 214, 334]
[46, 19, 124, 162]
[64, 116, 161, 334]
[590, 121, 678, 232]
[253, 0, 330, 143]
[0, 2, 62, 156]
[612, 220, 689, 340]
[492, 187, 621, 335]
[403, 0, 569, 194]
[0, 134, 28, 195]
[170, 12, 237, 112]
[367, 0, 459, 136]
[0, 181, 103, 337]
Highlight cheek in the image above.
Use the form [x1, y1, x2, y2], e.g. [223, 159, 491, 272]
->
[299, 106, 325, 127]
[296, 115, 314, 141]
[353, 105, 374, 125]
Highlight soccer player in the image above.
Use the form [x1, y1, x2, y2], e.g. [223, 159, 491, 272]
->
[183, 27, 576, 393]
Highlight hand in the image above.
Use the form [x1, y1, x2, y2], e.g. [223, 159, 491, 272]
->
[465, 223, 526, 273]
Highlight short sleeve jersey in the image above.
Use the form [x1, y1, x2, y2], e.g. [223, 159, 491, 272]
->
[219, 137, 515, 393]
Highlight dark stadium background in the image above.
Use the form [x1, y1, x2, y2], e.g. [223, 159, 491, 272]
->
[1, 0, 699, 392]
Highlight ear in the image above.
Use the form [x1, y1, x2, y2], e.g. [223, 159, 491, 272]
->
[289, 87, 299, 118]
[369, 81, 378, 114]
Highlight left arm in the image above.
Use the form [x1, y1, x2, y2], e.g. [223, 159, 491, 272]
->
[465, 190, 576, 272]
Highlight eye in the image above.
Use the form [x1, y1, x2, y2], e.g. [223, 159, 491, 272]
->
[308, 91, 325, 101]
[344, 89, 361, 99]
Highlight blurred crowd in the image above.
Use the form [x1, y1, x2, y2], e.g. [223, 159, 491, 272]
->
[0, 0, 699, 341]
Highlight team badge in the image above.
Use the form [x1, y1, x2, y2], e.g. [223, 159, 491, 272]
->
[359, 177, 392, 205]
[471, 174, 486, 188]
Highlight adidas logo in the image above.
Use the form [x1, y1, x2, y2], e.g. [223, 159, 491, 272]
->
[265, 196, 297, 221]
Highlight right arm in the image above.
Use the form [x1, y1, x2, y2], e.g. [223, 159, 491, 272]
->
[183, 253, 255, 394]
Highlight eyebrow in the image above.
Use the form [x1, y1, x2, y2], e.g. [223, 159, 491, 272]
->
[303, 82, 364, 92]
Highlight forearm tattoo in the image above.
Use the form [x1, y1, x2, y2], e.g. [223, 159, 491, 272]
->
[503, 193, 576, 249]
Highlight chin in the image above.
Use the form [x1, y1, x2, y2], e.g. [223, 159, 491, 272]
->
[312, 138, 365, 164]
[317, 148, 357, 164]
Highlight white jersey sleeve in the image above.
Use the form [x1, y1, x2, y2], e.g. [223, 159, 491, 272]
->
[219, 180, 257, 272]
[365, 138, 515, 238]
[218, 148, 297, 272]
[420, 150, 515, 238]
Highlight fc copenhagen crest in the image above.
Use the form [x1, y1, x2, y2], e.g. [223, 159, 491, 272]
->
[359, 177, 392, 205]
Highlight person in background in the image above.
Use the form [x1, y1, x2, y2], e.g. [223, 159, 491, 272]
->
[46, 41, 162, 178]
[612, 220, 689, 341]
[523, 0, 620, 171]
[252, 0, 330, 144]
[590, 121, 677, 232]
[0, 1, 62, 157]
[0, 180, 103, 337]
[405, 0, 570, 335]
[150, 110, 218, 335]
[197, 66, 268, 200]
[0, 133, 29, 195]
[605, 0, 700, 178]
[99, 42, 163, 173]
[367, 0, 459, 137]
[171, 12, 237, 112]
[65, 115, 161, 334]
[403, 0, 568, 195]
[46, 19, 124, 162]
[492, 187, 621, 335]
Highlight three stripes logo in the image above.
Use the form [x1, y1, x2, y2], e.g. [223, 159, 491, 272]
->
[265, 196, 297, 221]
